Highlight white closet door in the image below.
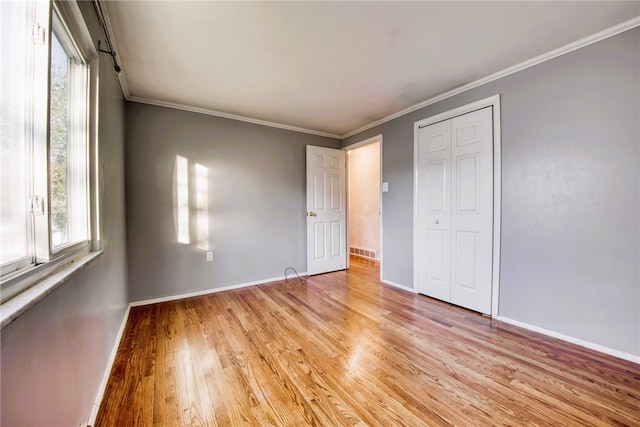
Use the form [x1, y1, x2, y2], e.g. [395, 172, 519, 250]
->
[450, 107, 493, 314]
[416, 107, 493, 314]
[417, 119, 452, 302]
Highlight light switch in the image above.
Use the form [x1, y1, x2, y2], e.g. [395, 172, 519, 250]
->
[382, 182, 389, 192]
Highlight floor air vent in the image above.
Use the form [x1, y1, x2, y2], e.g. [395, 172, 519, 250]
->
[349, 246, 377, 260]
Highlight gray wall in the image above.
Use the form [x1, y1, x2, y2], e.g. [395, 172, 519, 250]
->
[0, 3, 129, 426]
[343, 28, 640, 357]
[125, 103, 340, 302]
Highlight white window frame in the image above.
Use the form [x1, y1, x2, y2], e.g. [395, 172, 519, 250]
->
[1, 0, 101, 305]
[0, 0, 37, 280]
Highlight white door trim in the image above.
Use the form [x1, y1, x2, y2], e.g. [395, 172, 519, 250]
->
[344, 134, 383, 281]
[413, 95, 502, 318]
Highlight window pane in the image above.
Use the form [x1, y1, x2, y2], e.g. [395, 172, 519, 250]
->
[49, 30, 70, 248]
[49, 21, 88, 251]
[0, 1, 31, 267]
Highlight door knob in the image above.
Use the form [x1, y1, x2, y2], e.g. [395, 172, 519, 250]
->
[434, 219, 439, 224]
[308, 212, 317, 217]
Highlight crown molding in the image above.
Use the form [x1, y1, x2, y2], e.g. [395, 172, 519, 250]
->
[126, 96, 342, 139]
[341, 16, 640, 139]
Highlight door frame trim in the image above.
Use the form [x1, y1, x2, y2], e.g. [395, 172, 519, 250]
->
[344, 134, 383, 281]
[413, 95, 502, 318]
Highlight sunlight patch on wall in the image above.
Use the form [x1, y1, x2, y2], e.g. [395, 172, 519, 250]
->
[195, 163, 209, 250]
[173, 155, 190, 244]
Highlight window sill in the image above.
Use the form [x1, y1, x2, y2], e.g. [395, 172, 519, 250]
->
[1, 251, 103, 329]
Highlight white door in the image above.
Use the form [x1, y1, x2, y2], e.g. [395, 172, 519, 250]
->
[416, 107, 493, 314]
[416, 120, 452, 302]
[306, 145, 347, 275]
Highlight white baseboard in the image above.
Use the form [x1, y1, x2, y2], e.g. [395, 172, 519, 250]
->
[497, 316, 640, 364]
[88, 304, 131, 425]
[130, 273, 308, 307]
[381, 279, 415, 293]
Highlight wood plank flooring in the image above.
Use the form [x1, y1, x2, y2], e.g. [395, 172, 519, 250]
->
[95, 257, 640, 426]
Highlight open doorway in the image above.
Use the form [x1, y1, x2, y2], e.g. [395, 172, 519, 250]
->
[346, 136, 382, 275]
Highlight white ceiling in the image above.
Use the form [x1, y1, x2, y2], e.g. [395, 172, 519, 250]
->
[102, 1, 640, 138]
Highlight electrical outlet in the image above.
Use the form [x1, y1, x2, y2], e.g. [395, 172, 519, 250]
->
[206, 251, 213, 261]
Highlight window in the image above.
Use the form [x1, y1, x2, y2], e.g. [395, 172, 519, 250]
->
[49, 12, 89, 251]
[0, 0, 33, 281]
[0, 0, 96, 302]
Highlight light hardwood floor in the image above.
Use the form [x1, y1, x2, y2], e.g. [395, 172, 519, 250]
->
[96, 257, 640, 426]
